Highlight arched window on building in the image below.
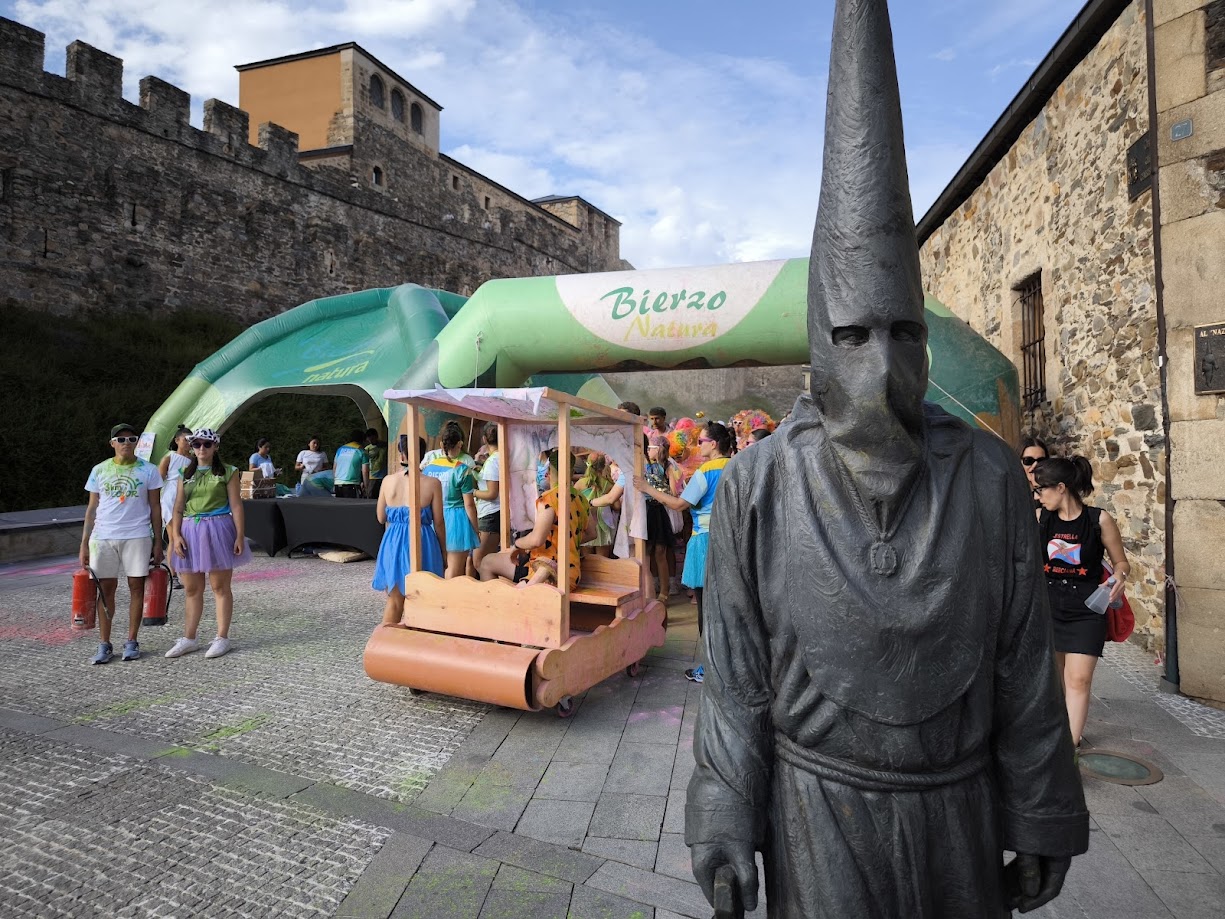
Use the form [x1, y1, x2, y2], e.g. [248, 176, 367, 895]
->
[371, 166, 384, 187]
[391, 90, 405, 123]
[410, 102, 424, 134]
[369, 75, 385, 109]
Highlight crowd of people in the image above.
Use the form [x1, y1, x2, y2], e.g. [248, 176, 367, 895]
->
[81, 406, 1129, 747]
[369, 402, 781, 683]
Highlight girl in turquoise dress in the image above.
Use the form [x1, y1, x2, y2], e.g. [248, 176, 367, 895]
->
[374, 437, 446, 625]
[422, 426, 480, 578]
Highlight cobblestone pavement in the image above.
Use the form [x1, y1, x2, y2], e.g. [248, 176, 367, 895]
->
[0, 555, 487, 801]
[3, 554, 1224, 917]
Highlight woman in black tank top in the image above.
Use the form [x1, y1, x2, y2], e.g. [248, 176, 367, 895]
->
[1033, 456, 1130, 750]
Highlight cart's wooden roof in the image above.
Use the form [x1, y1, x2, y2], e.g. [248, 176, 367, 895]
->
[383, 386, 644, 426]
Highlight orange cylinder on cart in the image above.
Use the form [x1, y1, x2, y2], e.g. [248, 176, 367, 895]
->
[142, 565, 170, 627]
[71, 568, 97, 631]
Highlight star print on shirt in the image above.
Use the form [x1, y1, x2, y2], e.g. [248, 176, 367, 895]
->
[1078, 568, 1088, 577]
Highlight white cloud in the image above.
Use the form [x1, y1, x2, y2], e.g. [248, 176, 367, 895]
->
[6, 0, 970, 270]
[987, 57, 1040, 81]
[931, 47, 956, 62]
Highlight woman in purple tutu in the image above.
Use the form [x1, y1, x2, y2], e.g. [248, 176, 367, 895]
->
[167, 428, 251, 659]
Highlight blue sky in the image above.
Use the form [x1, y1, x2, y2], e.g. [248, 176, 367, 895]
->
[5, 0, 1088, 268]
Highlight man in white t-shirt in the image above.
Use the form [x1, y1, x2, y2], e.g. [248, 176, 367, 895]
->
[80, 423, 164, 665]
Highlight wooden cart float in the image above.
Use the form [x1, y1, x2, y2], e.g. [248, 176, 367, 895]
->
[363, 387, 667, 716]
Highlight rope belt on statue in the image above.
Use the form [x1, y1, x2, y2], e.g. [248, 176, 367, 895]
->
[773, 732, 990, 792]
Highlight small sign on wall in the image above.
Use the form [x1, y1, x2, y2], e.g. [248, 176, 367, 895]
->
[136, 431, 156, 461]
[1195, 323, 1225, 395]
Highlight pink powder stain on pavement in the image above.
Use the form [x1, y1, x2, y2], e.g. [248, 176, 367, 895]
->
[233, 566, 298, 583]
[0, 623, 79, 646]
[626, 705, 684, 726]
[3, 560, 78, 578]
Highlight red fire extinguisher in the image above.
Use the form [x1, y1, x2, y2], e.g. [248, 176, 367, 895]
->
[71, 567, 105, 631]
[142, 563, 173, 627]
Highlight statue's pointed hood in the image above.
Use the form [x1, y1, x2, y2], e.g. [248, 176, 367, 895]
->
[807, 0, 929, 509]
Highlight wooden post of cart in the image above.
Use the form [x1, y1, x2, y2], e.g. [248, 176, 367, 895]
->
[405, 405, 423, 577]
[557, 403, 572, 639]
[497, 419, 511, 554]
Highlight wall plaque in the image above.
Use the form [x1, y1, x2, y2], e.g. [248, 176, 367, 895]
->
[1127, 135, 1152, 200]
[1195, 322, 1225, 395]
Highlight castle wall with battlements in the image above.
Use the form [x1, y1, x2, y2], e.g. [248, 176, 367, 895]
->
[0, 18, 623, 321]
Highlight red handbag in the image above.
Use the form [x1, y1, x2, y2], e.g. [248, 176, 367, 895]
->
[1101, 561, 1134, 642]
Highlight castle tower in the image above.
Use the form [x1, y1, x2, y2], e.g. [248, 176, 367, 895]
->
[236, 43, 441, 157]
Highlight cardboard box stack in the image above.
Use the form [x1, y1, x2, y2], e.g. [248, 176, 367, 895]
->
[240, 471, 276, 499]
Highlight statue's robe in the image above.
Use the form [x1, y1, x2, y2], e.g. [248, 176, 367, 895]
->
[686, 400, 1089, 918]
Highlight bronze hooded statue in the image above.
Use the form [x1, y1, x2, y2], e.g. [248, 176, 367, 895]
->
[684, 0, 1090, 915]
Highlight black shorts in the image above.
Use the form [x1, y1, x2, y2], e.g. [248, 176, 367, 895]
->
[478, 512, 500, 534]
[513, 562, 529, 583]
[334, 483, 363, 499]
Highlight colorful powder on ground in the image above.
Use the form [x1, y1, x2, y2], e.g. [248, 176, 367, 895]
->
[233, 566, 298, 583]
[0, 623, 78, 646]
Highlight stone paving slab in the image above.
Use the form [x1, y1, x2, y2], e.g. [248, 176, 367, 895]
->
[389, 845, 499, 919]
[568, 885, 655, 918]
[515, 798, 598, 849]
[335, 832, 433, 919]
[473, 831, 603, 885]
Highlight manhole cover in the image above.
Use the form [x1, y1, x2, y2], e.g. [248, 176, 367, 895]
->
[1079, 750, 1163, 786]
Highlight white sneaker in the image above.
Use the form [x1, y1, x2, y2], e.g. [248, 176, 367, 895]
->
[165, 637, 200, 658]
[205, 637, 232, 659]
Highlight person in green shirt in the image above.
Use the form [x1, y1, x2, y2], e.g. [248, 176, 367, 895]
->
[166, 428, 251, 660]
[365, 428, 388, 500]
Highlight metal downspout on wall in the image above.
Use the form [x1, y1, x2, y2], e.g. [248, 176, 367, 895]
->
[1142, 0, 1179, 693]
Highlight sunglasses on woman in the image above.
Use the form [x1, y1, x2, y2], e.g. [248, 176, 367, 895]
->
[112, 436, 140, 445]
[1021, 456, 1045, 466]
[698, 437, 715, 444]
[190, 440, 216, 449]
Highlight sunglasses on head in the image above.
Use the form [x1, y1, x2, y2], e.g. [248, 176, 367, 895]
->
[112, 435, 139, 445]
[1021, 456, 1045, 466]
[190, 440, 216, 449]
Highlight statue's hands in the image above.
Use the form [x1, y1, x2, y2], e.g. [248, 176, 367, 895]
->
[1004, 853, 1071, 913]
[692, 841, 759, 912]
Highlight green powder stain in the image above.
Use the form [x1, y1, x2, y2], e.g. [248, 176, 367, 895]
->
[75, 693, 182, 724]
[198, 715, 268, 751]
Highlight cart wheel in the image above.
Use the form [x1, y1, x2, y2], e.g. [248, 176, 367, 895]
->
[556, 696, 575, 718]
[625, 660, 642, 678]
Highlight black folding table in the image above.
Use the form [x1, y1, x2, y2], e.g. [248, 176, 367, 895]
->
[276, 497, 384, 558]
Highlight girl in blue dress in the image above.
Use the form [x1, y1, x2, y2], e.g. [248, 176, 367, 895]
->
[634, 421, 733, 682]
[374, 437, 446, 625]
[422, 425, 480, 578]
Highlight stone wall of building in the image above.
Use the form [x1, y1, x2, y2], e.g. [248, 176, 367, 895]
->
[1154, 0, 1225, 702]
[918, 2, 1168, 643]
[0, 19, 623, 324]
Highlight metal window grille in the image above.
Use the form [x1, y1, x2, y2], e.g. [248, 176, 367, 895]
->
[1017, 273, 1046, 410]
